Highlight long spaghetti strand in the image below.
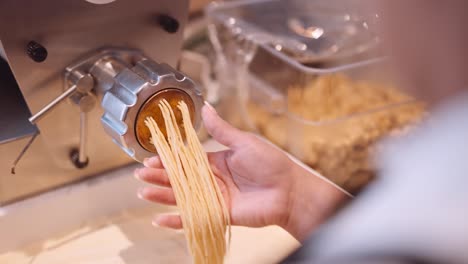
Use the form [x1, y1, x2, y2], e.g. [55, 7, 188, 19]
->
[145, 100, 230, 264]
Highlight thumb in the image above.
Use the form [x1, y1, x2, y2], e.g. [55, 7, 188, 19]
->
[202, 102, 245, 148]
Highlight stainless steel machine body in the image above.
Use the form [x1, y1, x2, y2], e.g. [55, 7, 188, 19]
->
[0, 0, 202, 204]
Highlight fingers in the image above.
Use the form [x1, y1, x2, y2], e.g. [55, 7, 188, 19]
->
[138, 187, 176, 206]
[134, 167, 171, 187]
[143, 156, 163, 169]
[202, 102, 246, 148]
[153, 214, 183, 229]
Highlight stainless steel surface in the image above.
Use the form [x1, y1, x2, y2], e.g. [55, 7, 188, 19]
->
[78, 94, 97, 113]
[68, 71, 95, 94]
[89, 56, 132, 96]
[66, 48, 142, 96]
[0, 0, 189, 204]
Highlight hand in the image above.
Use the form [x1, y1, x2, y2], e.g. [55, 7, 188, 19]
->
[134, 103, 348, 241]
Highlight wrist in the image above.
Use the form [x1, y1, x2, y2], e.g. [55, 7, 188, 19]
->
[283, 163, 349, 242]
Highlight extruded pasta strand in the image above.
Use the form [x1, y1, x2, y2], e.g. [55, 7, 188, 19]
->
[145, 100, 230, 264]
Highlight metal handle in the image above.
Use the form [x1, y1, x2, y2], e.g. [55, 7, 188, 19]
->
[79, 111, 88, 164]
[29, 71, 94, 124]
[29, 84, 78, 124]
[10, 131, 40, 174]
[70, 94, 96, 169]
[26, 71, 95, 169]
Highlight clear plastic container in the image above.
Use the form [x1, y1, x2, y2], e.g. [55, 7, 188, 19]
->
[206, 0, 424, 194]
[206, 0, 381, 63]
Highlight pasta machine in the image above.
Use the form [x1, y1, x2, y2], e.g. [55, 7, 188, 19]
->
[0, 0, 203, 204]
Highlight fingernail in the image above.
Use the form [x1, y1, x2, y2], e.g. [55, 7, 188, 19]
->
[204, 101, 217, 114]
[144, 156, 160, 168]
[137, 188, 145, 199]
[151, 220, 160, 228]
[134, 168, 141, 179]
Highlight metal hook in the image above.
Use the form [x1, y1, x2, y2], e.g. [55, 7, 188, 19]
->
[11, 131, 40, 174]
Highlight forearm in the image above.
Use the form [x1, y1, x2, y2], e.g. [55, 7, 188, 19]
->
[283, 164, 350, 242]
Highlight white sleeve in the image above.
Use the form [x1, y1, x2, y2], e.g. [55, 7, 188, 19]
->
[283, 94, 468, 264]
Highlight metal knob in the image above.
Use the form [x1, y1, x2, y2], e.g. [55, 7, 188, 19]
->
[101, 59, 203, 162]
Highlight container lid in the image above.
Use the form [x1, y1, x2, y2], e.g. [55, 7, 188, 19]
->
[206, 0, 381, 63]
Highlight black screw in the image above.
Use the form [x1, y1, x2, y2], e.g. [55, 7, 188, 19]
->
[70, 148, 89, 169]
[157, 14, 180, 34]
[26, 41, 48, 63]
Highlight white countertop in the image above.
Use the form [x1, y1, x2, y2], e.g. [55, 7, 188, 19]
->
[0, 140, 299, 263]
